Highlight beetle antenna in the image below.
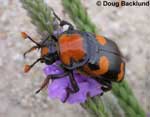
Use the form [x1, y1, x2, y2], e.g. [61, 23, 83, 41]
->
[23, 45, 39, 58]
[24, 58, 44, 73]
[21, 32, 41, 47]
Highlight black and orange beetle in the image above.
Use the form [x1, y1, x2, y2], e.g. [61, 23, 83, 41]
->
[22, 11, 125, 100]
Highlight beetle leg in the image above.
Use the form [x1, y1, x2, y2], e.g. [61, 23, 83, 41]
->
[51, 8, 61, 22]
[60, 20, 74, 30]
[100, 80, 112, 92]
[95, 77, 112, 92]
[51, 34, 58, 42]
[35, 72, 69, 94]
[51, 9, 74, 30]
[63, 72, 80, 102]
[63, 86, 79, 103]
[68, 71, 79, 92]
[62, 87, 73, 103]
[35, 76, 51, 94]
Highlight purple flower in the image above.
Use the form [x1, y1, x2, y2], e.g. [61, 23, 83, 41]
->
[43, 61, 103, 104]
[147, 113, 150, 117]
[52, 28, 64, 37]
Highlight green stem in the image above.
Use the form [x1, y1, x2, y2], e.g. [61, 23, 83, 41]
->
[21, 0, 54, 33]
[81, 96, 108, 117]
[112, 81, 145, 117]
[63, 0, 97, 33]
[62, 0, 146, 117]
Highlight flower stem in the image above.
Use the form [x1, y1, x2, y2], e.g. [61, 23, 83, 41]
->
[112, 81, 145, 117]
[21, 0, 54, 34]
[62, 0, 146, 116]
[81, 96, 108, 117]
[62, 0, 97, 33]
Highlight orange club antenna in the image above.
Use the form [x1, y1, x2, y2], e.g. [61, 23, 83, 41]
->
[24, 58, 44, 73]
[21, 32, 41, 47]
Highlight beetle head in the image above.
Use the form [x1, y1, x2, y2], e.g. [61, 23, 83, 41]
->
[21, 32, 58, 73]
[40, 39, 58, 65]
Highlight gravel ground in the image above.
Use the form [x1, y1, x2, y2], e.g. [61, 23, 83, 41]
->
[0, 0, 149, 117]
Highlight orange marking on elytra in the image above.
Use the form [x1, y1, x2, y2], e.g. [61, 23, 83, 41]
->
[83, 56, 109, 76]
[96, 35, 107, 46]
[117, 63, 125, 81]
[58, 34, 85, 65]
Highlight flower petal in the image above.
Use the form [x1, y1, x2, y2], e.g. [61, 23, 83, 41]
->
[43, 61, 103, 104]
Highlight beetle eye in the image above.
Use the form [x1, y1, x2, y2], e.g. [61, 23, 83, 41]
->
[41, 47, 49, 56]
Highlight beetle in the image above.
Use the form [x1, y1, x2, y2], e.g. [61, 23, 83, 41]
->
[22, 11, 125, 102]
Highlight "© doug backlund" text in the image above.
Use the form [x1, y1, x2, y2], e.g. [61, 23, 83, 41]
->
[96, 1, 150, 7]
